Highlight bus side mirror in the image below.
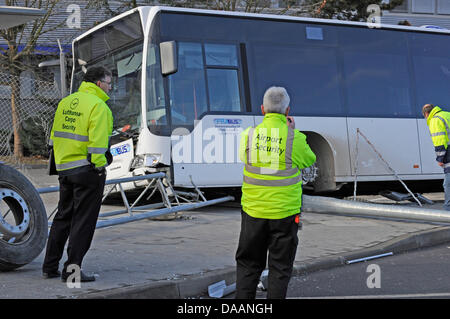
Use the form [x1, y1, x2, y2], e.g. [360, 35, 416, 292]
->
[160, 41, 178, 76]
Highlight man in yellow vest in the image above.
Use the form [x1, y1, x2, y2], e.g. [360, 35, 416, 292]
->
[422, 103, 450, 210]
[42, 67, 113, 282]
[236, 86, 316, 298]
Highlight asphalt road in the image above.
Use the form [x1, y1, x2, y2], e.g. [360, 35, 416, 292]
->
[286, 243, 450, 299]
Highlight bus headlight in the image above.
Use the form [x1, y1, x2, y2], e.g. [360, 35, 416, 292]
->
[131, 154, 161, 168]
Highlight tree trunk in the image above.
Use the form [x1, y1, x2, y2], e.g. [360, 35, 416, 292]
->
[10, 74, 23, 159]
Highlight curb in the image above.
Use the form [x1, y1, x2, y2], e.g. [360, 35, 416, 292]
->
[76, 267, 237, 299]
[75, 226, 450, 299]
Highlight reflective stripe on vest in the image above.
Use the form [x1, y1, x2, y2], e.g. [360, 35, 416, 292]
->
[55, 158, 90, 170]
[433, 115, 450, 145]
[244, 127, 300, 186]
[53, 131, 89, 142]
[88, 146, 108, 154]
[243, 174, 302, 186]
[431, 132, 446, 137]
[54, 132, 107, 154]
[285, 128, 295, 169]
[244, 164, 299, 177]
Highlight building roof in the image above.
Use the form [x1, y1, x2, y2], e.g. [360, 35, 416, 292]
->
[0, 6, 46, 28]
[0, 0, 136, 55]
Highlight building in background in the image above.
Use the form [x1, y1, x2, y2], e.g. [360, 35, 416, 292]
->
[0, 0, 138, 92]
[382, 0, 450, 28]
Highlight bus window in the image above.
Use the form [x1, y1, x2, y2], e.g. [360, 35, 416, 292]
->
[168, 42, 208, 127]
[108, 43, 143, 131]
[71, 12, 144, 133]
[205, 43, 238, 66]
[410, 32, 450, 117]
[72, 42, 143, 132]
[146, 43, 167, 126]
[341, 28, 413, 118]
[207, 69, 241, 112]
[205, 43, 242, 112]
[253, 44, 343, 116]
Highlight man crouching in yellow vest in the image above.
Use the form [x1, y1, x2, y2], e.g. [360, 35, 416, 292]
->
[235, 86, 316, 299]
[42, 67, 113, 283]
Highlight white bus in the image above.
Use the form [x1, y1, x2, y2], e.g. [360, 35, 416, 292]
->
[71, 6, 450, 193]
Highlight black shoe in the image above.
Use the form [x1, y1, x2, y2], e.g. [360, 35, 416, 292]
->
[42, 270, 61, 279]
[61, 270, 96, 283]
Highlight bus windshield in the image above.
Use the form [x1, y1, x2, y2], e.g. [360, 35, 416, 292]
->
[146, 39, 168, 135]
[72, 11, 144, 134]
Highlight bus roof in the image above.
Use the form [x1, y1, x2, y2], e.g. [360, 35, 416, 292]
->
[73, 5, 450, 43]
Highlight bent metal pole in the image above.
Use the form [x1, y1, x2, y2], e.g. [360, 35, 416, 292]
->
[37, 172, 167, 194]
[95, 196, 234, 229]
[302, 195, 450, 224]
[38, 172, 235, 229]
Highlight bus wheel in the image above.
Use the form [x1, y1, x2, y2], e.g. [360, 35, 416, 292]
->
[304, 132, 336, 193]
[0, 164, 47, 271]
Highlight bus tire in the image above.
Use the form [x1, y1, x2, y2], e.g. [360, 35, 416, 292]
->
[304, 132, 336, 193]
[0, 164, 48, 271]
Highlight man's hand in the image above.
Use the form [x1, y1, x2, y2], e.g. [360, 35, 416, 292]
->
[287, 116, 295, 129]
[94, 166, 106, 175]
[438, 162, 444, 167]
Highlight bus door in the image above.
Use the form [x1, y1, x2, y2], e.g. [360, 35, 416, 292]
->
[169, 41, 252, 187]
[172, 115, 254, 187]
[418, 118, 444, 175]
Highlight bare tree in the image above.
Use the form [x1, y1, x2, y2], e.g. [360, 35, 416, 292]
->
[86, 0, 276, 16]
[207, 0, 272, 13]
[85, 0, 141, 17]
[298, 0, 405, 21]
[0, 0, 61, 158]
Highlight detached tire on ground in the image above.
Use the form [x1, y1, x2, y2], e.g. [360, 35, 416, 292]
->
[0, 164, 47, 271]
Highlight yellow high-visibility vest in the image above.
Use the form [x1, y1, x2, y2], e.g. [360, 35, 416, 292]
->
[50, 81, 113, 173]
[239, 113, 316, 219]
[427, 106, 450, 172]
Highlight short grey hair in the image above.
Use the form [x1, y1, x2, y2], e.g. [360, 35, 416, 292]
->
[422, 103, 434, 117]
[263, 86, 290, 114]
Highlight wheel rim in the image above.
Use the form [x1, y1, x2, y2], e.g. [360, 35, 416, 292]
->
[0, 187, 31, 244]
[302, 163, 318, 184]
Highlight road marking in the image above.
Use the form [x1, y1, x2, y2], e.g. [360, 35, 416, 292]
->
[290, 292, 450, 299]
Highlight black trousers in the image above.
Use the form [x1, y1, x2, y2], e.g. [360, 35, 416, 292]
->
[42, 169, 106, 273]
[235, 210, 299, 299]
